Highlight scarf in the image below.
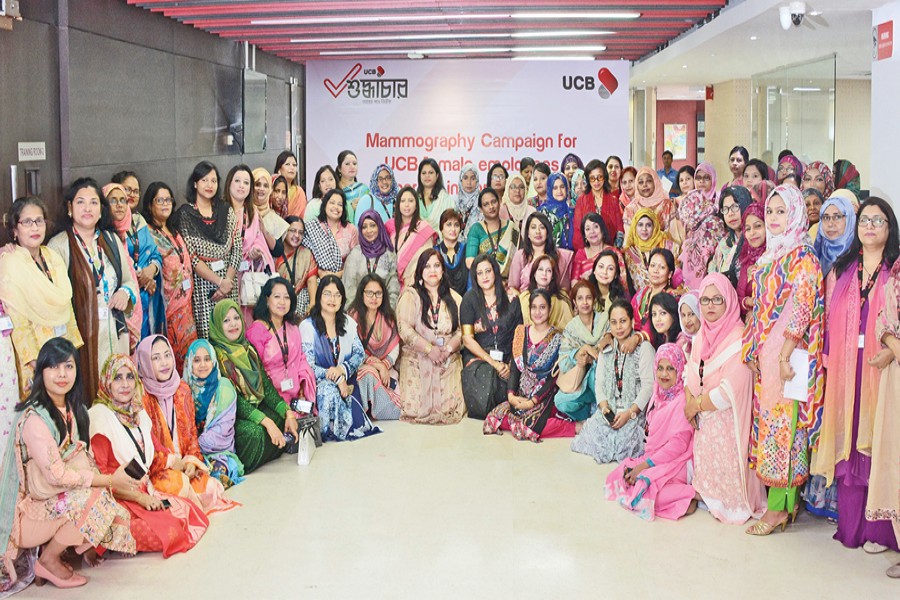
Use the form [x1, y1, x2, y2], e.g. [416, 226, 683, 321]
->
[777, 155, 805, 183]
[694, 161, 719, 204]
[570, 169, 585, 205]
[135, 335, 183, 425]
[833, 159, 861, 195]
[633, 167, 669, 209]
[104, 183, 132, 237]
[759, 185, 810, 265]
[829, 188, 860, 211]
[814, 195, 857, 276]
[456, 163, 482, 230]
[252, 167, 275, 218]
[696, 273, 740, 361]
[183, 339, 222, 427]
[678, 190, 726, 285]
[369, 163, 399, 209]
[357, 209, 394, 259]
[721, 185, 754, 245]
[0, 245, 74, 328]
[242, 207, 276, 272]
[561, 153, 583, 173]
[651, 343, 686, 405]
[175, 200, 233, 246]
[502, 173, 531, 223]
[560, 310, 608, 372]
[209, 299, 266, 403]
[805, 161, 835, 198]
[303, 218, 344, 272]
[677, 292, 699, 341]
[624, 207, 670, 253]
[353, 309, 400, 360]
[94, 353, 144, 428]
[736, 202, 767, 303]
[749, 180, 776, 205]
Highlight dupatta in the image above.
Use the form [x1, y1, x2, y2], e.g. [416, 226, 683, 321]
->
[242, 209, 276, 273]
[0, 245, 73, 328]
[385, 218, 436, 281]
[678, 190, 726, 288]
[355, 310, 400, 361]
[303, 219, 343, 273]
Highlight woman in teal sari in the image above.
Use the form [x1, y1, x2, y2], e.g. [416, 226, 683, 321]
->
[184, 339, 245, 488]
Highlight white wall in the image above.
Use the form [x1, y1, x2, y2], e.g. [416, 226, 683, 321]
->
[871, 2, 900, 207]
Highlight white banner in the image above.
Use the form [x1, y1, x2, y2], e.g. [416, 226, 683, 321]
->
[305, 59, 629, 193]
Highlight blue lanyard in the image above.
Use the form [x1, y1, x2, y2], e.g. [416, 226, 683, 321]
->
[73, 229, 110, 302]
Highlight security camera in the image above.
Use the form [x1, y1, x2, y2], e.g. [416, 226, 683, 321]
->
[790, 1, 806, 26]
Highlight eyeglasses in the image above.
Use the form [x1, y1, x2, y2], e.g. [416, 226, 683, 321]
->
[363, 290, 383, 299]
[694, 174, 712, 182]
[509, 184, 525, 191]
[859, 216, 887, 228]
[154, 197, 174, 205]
[376, 176, 392, 184]
[18, 218, 45, 228]
[321, 290, 342, 299]
[108, 198, 128, 206]
[491, 174, 506, 180]
[699, 295, 725, 306]
[821, 214, 846, 224]
[288, 228, 305, 236]
[588, 175, 605, 183]
[124, 187, 140, 197]
[721, 204, 741, 215]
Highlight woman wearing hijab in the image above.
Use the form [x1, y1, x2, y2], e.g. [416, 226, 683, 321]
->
[737, 202, 767, 316]
[561, 153, 584, 185]
[142, 182, 198, 374]
[455, 163, 482, 240]
[0, 196, 83, 398]
[500, 172, 535, 239]
[742, 185, 824, 535]
[622, 208, 679, 293]
[814, 193, 858, 277]
[362, 163, 399, 225]
[89, 354, 209, 556]
[184, 339, 245, 488]
[685, 274, 767, 524]
[209, 299, 298, 471]
[570, 169, 586, 208]
[802, 160, 836, 199]
[776, 155, 805, 185]
[812, 198, 899, 552]
[343, 209, 400, 307]
[107, 182, 165, 341]
[538, 172, 575, 251]
[833, 159, 861, 196]
[677, 188, 725, 290]
[623, 167, 678, 236]
[135, 335, 235, 514]
[252, 167, 290, 242]
[710, 186, 753, 284]
[606, 343, 696, 521]
[676, 291, 700, 356]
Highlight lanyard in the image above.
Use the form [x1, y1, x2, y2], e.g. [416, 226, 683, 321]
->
[698, 359, 705, 392]
[429, 298, 441, 330]
[365, 255, 380, 273]
[120, 421, 146, 463]
[268, 319, 290, 368]
[33, 251, 53, 283]
[330, 336, 341, 366]
[858, 254, 880, 309]
[283, 249, 299, 284]
[73, 229, 109, 301]
[613, 345, 625, 400]
[484, 222, 500, 254]
[126, 227, 140, 264]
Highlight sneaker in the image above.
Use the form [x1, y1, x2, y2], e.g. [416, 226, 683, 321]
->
[887, 563, 900, 579]
[863, 541, 889, 554]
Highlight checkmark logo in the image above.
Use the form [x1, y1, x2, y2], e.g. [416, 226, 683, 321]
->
[324, 63, 362, 98]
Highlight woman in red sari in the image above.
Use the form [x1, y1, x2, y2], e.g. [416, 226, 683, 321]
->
[135, 335, 237, 514]
[573, 159, 625, 249]
[385, 185, 437, 290]
[89, 355, 208, 557]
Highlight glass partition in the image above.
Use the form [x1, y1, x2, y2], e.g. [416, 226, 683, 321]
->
[751, 54, 836, 167]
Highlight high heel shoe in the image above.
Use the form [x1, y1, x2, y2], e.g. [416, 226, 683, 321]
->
[33, 560, 88, 589]
[745, 515, 790, 536]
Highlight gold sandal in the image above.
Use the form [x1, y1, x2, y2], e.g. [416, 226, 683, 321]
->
[745, 515, 789, 536]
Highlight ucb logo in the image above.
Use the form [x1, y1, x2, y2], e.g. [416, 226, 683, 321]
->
[561, 68, 619, 99]
[363, 66, 385, 77]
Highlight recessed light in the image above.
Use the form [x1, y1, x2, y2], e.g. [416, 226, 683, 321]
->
[682, 64, 688, 69]
[513, 45, 606, 53]
[750, 35, 758, 41]
[810, 10, 823, 16]
[512, 11, 640, 20]
[511, 56, 595, 61]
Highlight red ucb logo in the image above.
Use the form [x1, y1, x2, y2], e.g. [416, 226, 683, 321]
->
[561, 68, 619, 98]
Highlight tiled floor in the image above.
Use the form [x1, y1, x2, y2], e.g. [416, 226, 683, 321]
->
[19, 420, 899, 599]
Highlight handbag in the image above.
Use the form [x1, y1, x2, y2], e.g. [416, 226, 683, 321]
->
[240, 268, 276, 306]
[297, 414, 323, 448]
[297, 428, 316, 465]
[555, 361, 586, 394]
[24, 444, 94, 500]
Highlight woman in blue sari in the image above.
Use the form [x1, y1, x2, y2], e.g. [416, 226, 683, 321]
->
[106, 183, 165, 338]
[300, 275, 381, 441]
[538, 172, 575, 250]
[184, 339, 245, 488]
[355, 163, 397, 225]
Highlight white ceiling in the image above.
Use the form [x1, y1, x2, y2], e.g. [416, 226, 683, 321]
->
[632, 0, 889, 86]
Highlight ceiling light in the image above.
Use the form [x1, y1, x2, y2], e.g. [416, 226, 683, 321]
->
[513, 45, 606, 53]
[255, 11, 639, 26]
[290, 30, 614, 44]
[320, 47, 510, 56]
[749, 35, 758, 40]
[512, 56, 595, 61]
[682, 64, 688, 69]
[512, 11, 640, 20]
[810, 10, 823, 16]
[511, 30, 614, 38]
[792, 87, 821, 92]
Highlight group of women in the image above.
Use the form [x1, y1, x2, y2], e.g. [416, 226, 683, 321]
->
[0, 147, 899, 594]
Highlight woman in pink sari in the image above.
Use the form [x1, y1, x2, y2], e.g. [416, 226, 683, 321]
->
[385, 185, 437, 290]
[605, 343, 695, 521]
[623, 167, 679, 237]
[684, 273, 766, 524]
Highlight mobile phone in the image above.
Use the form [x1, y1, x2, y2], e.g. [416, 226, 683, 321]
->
[124, 457, 147, 480]
[604, 410, 616, 425]
[161, 499, 172, 509]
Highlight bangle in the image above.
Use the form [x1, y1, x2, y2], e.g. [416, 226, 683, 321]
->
[778, 354, 789, 363]
[424, 343, 433, 354]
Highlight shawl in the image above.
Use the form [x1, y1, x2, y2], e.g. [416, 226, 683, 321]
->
[694, 161, 719, 204]
[252, 167, 289, 239]
[678, 190, 726, 287]
[105, 183, 131, 236]
[135, 335, 182, 431]
[829, 188, 860, 211]
[385, 218, 437, 279]
[353, 310, 400, 361]
[696, 273, 740, 361]
[88, 403, 155, 477]
[833, 159, 861, 195]
[632, 167, 669, 209]
[813, 261, 888, 484]
[813, 195, 857, 276]
[749, 180, 776, 205]
[241, 208, 276, 273]
[512, 325, 562, 394]
[758, 185, 810, 265]
[357, 209, 394, 259]
[777, 155, 805, 183]
[624, 207, 670, 253]
[502, 172, 533, 224]
[559, 311, 608, 373]
[737, 201, 766, 288]
[648, 343, 687, 413]
[570, 169, 585, 205]
[94, 353, 144, 428]
[0, 245, 73, 327]
[174, 200, 232, 246]
[303, 218, 344, 272]
[677, 292, 699, 342]
[805, 161, 835, 198]
[301, 315, 362, 381]
[209, 299, 267, 403]
[183, 339, 222, 429]
[437, 241, 469, 295]
[369, 163, 400, 211]
[455, 163, 482, 232]
[278, 245, 316, 290]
